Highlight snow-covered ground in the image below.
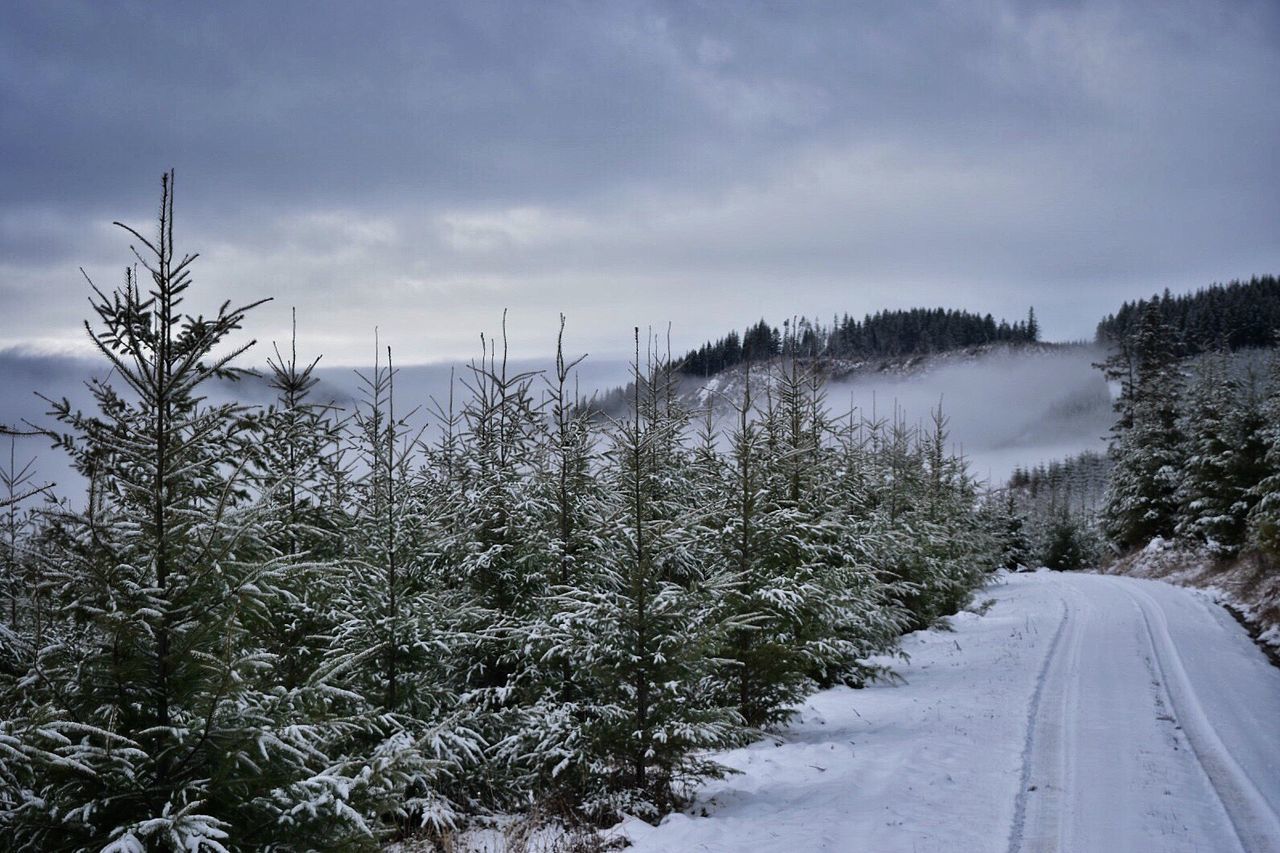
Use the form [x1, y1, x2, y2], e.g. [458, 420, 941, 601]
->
[618, 571, 1280, 853]
[1105, 537, 1280, 656]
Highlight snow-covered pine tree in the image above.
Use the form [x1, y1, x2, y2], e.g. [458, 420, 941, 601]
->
[914, 404, 989, 616]
[324, 337, 480, 836]
[490, 317, 607, 808]
[1043, 508, 1092, 570]
[1, 437, 42, 637]
[0, 437, 46, 817]
[1, 172, 357, 850]
[1247, 355, 1280, 560]
[773, 364, 906, 693]
[1222, 365, 1270, 552]
[1175, 353, 1247, 553]
[705, 365, 826, 727]
[563, 332, 738, 818]
[1101, 303, 1184, 551]
[992, 491, 1032, 570]
[428, 318, 565, 813]
[249, 311, 347, 689]
[542, 316, 596, 593]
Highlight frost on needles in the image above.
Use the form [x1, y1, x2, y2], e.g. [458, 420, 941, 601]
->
[0, 174, 1001, 851]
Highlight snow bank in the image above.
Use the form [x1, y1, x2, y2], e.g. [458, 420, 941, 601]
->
[1105, 539, 1280, 657]
[617, 576, 1061, 853]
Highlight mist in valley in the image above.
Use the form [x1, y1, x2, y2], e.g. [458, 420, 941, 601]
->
[829, 344, 1112, 486]
[0, 341, 1111, 501]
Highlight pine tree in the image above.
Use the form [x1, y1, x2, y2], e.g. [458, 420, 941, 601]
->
[1223, 367, 1271, 552]
[1247, 356, 1280, 560]
[992, 491, 1031, 570]
[249, 311, 346, 689]
[1102, 304, 1184, 550]
[488, 317, 606, 808]
[1175, 353, 1236, 551]
[562, 333, 738, 818]
[1, 172, 364, 850]
[1043, 509, 1091, 570]
[325, 337, 480, 835]
[1, 439, 43, 637]
[1173, 353, 1267, 555]
[705, 366, 841, 727]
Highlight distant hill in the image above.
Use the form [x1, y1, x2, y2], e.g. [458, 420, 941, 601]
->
[678, 306, 1040, 377]
[1095, 275, 1280, 354]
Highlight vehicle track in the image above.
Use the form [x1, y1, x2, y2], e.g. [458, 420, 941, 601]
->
[1009, 573, 1276, 852]
[1007, 576, 1084, 853]
[1115, 577, 1280, 852]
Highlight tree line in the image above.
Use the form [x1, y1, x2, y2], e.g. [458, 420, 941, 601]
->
[678, 307, 1040, 377]
[0, 175, 1000, 851]
[1095, 303, 1280, 560]
[1000, 452, 1111, 571]
[1095, 275, 1280, 355]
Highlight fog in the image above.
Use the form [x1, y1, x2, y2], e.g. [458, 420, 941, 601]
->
[1, 342, 1109, 503]
[829, 344, 1112, 486]
[0, 347, 637, 501]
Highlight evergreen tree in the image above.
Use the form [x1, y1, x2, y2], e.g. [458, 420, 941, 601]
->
[1247, 357, 1280, 559]
[1043, 510, 1092, 570]
[992, 492, 1032, 570]
[325, 338, 480, 835]
[1, 173, 360, 850]
[489, 318, 606, 808]
[1101, 304, 1184, 550]
[1, 439, 43, 638]
[1173, 354, 1268, 555]
[702, 365, 892, 727]
[1175, 354, 1239, 551]
[249, 312, 346, 689]
[563, 334, 738, 818]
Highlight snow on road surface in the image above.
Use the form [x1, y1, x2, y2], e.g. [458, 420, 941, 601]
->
[619, 571, 1280, 853]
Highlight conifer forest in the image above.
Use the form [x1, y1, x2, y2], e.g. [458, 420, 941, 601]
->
[4, 3, 1280, 850]
[0, 179, 999, 850]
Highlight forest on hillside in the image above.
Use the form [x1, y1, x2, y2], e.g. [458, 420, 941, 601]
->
[678, 307, 1040, 377]
[1006, 300, 1280, 573]
[1095, 275, 1280, 355]
[0, 178, 1004, 850]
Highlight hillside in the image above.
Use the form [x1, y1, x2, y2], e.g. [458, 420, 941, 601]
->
[677, 307, 1040, 378]
[1097, 275, 1280, 354]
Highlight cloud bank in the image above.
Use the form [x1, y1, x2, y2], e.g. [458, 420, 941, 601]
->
[1, 0, 1277, 363]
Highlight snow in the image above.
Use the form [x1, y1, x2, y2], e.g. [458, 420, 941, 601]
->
[619, 571, 1280, 853]
[1107, 539, 1280, 656]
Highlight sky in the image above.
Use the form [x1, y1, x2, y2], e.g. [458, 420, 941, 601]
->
[2, 0, 1278, 365]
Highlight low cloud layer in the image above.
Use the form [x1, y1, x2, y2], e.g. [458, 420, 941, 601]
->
[832, 344, 1113, 483]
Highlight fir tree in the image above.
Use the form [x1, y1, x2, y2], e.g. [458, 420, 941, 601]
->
[1043, 510, 1092, 570]
[1101, 304, 1184, 550]
[249, 311, 346, 689]
[1173, 353, 1267, 555]
[1, 172, 358, 850]
[1247, 356, 1280, 559]
[564, 333, 738, 818]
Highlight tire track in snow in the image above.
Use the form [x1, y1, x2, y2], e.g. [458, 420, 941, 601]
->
[1007, 576, 1081, 853]
[1115, 578, 1280, 853]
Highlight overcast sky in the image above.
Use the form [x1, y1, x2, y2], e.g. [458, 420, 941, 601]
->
[2, 0, 1277, 364]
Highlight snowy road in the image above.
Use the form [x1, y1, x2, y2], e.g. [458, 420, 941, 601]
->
[620, 572, 1280, 853]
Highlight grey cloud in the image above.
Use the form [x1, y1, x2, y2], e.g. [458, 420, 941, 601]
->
[1, 0, 1277, 362]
